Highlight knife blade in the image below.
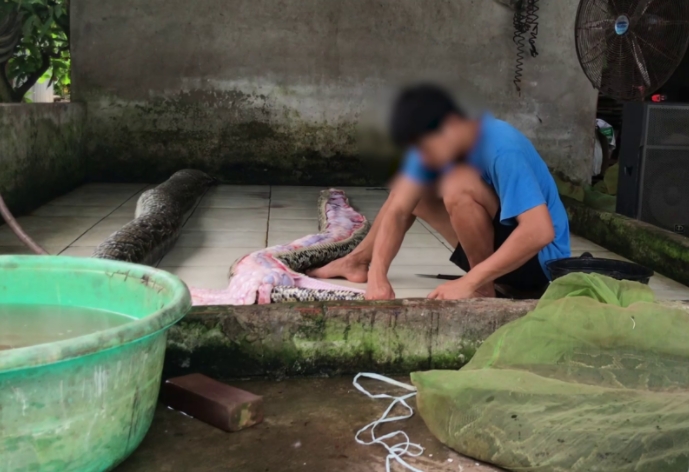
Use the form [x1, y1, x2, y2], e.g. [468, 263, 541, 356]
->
[416, 274, 463, 281]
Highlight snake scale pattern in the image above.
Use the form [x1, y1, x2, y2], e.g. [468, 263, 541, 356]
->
[92, 170, 215, 265]
[91, 170, 368, 304]
[190, 189, 370, 305]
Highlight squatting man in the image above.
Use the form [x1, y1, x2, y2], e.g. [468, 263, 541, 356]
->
[311, 84, 571, 300]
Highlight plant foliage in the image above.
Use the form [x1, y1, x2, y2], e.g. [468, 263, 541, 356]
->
[0, 0, 70, 102]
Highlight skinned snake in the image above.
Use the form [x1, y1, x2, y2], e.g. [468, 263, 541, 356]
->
[1, 167, 368, 305]
[190, 189, 370, 305]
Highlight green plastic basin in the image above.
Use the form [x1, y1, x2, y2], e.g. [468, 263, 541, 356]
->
[0, 256, 191, 472]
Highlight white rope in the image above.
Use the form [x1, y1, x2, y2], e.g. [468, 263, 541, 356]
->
[353, 373, 425, 472]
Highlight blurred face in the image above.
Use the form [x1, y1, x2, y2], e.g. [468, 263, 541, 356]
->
[417, 115, 476, 169]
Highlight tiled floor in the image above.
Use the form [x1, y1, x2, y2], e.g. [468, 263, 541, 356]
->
[2, 184, 689, 301]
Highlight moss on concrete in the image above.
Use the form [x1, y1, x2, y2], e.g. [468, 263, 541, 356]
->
[0, 104, 86, 215]
[164, 299, 537, 379]
[565, 198, 689, 286]
[81, 89, 395, 185]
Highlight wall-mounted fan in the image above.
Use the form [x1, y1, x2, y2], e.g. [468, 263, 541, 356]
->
[576, 0, 689, 101]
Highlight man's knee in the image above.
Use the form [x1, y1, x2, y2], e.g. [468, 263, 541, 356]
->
[441, 167, 482, 210]
[441, 166, 498, 217]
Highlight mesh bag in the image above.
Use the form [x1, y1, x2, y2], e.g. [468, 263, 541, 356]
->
[412, 273, 689, 472]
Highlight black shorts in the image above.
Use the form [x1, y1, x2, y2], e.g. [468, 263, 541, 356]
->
[450, 209, 550, 292]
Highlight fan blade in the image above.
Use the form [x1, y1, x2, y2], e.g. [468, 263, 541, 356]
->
[631, 0, 655, 23]
[634, 32, 682, 63]
[607, 0, 619, 16]
[628, 34, 652, 87]
[579, 19, 615, 31]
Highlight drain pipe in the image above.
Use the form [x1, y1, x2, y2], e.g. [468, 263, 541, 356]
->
[0, 193, 48, 255]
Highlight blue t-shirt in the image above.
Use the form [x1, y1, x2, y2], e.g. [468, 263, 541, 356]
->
[402, 115, 571, 278]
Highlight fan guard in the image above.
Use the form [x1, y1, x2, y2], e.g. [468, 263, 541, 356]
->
[576, 0, 689, 101]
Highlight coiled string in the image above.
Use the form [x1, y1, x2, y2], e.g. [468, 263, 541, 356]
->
[513, 0, 540, 94]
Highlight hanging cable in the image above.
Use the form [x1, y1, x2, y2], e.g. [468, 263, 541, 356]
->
[0, 193, 48, 255]
[526, 0, 540, 58]
[513, 0, 540, 94]
[513, 1, 528, 93]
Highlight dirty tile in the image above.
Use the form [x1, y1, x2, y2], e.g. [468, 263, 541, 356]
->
[0, 216, 99, 248]
[268, 207, 320, 219]
[210, 185, 271, 194]
[391, 247, 454, 266]
[0, 246, 63, 255]
[30, 205, 116, 218]
[175, 231, 267, 248]
[49, 187, 141, 207]
[159, 247, 260, 267]
[267, 231, 318, 247]
[395, 289, 435, 299]
[192, 207, 270, 219]
[159, 266, 231, 290]
[110, 206, 137, 218]
[388, 265, 465, 289]
[649, 273, 689, 299]
[186, 209, 268, 232]
[88, 216, 134, 231]
[269, 219, 320, 233]
[77, 183, 148, 193]
[71, 228, 117, 247]
[570, 235, 606, 253]
[197, 195, 270, 209]
[407, 221, 435, 234]
[60, 246, 97, 257]
[400, 233, 450, 248]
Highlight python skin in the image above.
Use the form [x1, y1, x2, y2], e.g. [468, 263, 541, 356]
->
[190, 189, 370, 305]
[92, 169, 215, 265]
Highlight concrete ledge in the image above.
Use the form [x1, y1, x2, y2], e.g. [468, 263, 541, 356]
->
[164, 296, 689, 380]
[565, 198, 689, 286]
[164, 299, 537, 379]
[0, 103, 86, 215]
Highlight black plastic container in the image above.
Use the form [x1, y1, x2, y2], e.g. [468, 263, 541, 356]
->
[547, 253, 654, 285]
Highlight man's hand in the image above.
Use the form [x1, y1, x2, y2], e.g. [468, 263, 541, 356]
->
[428, 277, 483, 300]
[365, 277, 396, 300]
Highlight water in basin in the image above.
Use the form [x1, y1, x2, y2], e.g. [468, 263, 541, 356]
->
[0, 304, 134, 350]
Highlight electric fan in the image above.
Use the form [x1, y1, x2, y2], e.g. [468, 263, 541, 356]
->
[576, 0, 689, 101]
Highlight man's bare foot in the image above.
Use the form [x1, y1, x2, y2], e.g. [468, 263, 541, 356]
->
[308, 256, 369, 283]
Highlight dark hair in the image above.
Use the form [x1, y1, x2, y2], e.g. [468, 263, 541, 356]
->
[389, 84, 466, 148]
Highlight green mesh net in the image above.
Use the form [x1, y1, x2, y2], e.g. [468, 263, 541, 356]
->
[412, 273, 689, 472]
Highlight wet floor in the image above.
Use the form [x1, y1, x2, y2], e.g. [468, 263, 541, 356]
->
[117, 376, 500, 472]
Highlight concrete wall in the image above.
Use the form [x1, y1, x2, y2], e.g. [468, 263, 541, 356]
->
[0, 104, 86, 214]
[72, 0, 598, 185]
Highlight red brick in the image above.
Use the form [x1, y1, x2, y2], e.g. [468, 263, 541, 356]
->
[162, 374, 263, 432]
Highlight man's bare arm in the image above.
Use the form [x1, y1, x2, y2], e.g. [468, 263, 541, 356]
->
[366, 177, 424, 300]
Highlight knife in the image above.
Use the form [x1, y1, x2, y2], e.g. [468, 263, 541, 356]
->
[416, 274, 463, 281]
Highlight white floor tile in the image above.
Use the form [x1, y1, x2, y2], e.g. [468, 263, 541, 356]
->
[267, 231, 320, 247]
[197, 196, 270, 209]
[400, 233, 450, 248]
[395, 289, 435, 299]
[0, 216, 100, 248]
[159, 247, 260, 267]
[269, 208, 320, 219]
[175, 231, 267, 248]
[0, 246, 64, 255]
[71, 228, 117, 247]
[30, 205, 116, 218]
[391, 247, 454, 266]
[185, 212, 268, 232]
[159, 266, 231, 289]
[269, 219, 320, 233]
[60, 246, 97, 257]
